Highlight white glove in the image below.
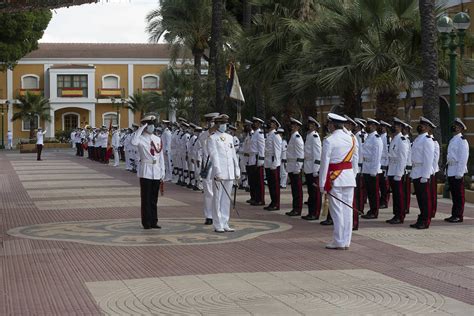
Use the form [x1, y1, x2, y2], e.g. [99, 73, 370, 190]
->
[394, 176, 401, 181]
[455, 176, 462, 180]
[420, 177, 428, 183]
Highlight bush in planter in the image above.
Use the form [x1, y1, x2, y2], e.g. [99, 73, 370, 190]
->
[55, 130, 72, 143]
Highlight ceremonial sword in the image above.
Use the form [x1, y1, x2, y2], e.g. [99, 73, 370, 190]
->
[215, 180, 240, 217]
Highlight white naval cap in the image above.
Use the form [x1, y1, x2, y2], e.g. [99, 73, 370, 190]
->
[178, 117, 188, 122]
[204, 112, 219, 119]
[131, 123, 139, 128]
[269, 116, 281, 127]
[379, 120, 392, 128]
[228, 125, 237, 131]
[162, 119, 170, 124]
[366, 118, 380, 125]
[343, 115, 356, 126]
[307, 116, 321, 128]
[140, 115, 157, 123]
[392, 117, 405, 126]
[111, 125, 118, 128]
[276, 127, 285, 134]
[290, 117, 303, 126]
[215, 114, 230, 122]
[181, 122, 190, 127]
[327, 113, 347, 123]
[189, 122, 197, 128]
[194, 126, 203, 132]
[354, 118, 366, 128]
[419, 116, 436, 129]
[244, 119, 252, 125]
[252, 116, 264, 124]
[454, 117, 467, 130]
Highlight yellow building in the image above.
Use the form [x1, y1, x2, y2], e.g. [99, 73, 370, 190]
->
[0, 43, 171, 144]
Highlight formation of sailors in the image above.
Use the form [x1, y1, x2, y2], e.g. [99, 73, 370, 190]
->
[70, 113, 470, 244]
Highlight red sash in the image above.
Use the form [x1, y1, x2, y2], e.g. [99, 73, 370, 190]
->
[324, 135, 356, 192]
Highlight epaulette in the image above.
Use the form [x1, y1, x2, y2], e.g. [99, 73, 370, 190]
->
[296, 134, 300, 138]
[426, 135, 432, 139]
[461, 136, 466, 140]
[313, 134, 318, 138]
[375, 134, 380, 138]
[401, 136, 406, 141]
[259, 131, 264, 134]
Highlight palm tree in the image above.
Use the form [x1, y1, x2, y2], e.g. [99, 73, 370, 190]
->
[11, 92, 50, 139]
[127, 91, 153, 119]
[146, 0, 213, 123]
[210, 0, 226, 113]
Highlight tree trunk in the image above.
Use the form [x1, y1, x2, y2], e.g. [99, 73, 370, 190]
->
[242, 0, 252, 30]
[342, 89, 363, 118]
[404, 88, 415, 124]
[192, 50, 203, 124]
[210, 0, 226, 114]
[29, 118, 35, 140]
[419, 0, 441, 141]
[375, 89, 399, 120]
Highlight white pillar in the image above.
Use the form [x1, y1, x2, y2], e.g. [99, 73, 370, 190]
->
[128, 64, 134, 128]
[89, 103, 96, 128]
[7, 69, 13, 136]
[46, 108, 54, 138]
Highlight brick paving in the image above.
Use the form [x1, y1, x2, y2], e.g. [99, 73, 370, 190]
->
[1, 150, 473, 315]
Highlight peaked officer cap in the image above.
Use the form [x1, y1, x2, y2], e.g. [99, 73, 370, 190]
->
[343, 115, 356, 126]
[276, 127, 285, 134]
[454, 118, 467, 130]
[308, 116, 321, 128]
[270, 116, 281, 127]
[327, 113, 347, 123]
[189, 122, 197, 128]
[228, 125, 237, 131]
[419, 116, 436, 129]
[162, 120, 170, 124]
[354, 118, 366, 128]
[379, 120, 392, 128]
[178, 117, 188, 122]
[244, 119, 252, 125]
[366, 118, 380, 125]
[252, 117, 264, 124]
[141, 115, 157, 124]
[181, 122, 190, 127]
[111, 125, 118, 128]
[392, 117, 405, 126]
[194, 126, 203, 132]
[215, 114, 230, 123]
[204, 112, 219, 119]
[290, 117, 303, 126]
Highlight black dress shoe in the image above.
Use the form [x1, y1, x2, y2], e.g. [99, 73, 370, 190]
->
[385, 217, 397, 223]
[245, 188, 250, 192]
[447, 217, 463, 223]
[361, 213, 377, 219]
[204, 218, 213, 225]
[151, 225, 161, 229]
[444, 216, 454, 222]
[320, 219, 333, 225]
[380, 204, 388, 209]
[251, 201, 265, 206]
[409, 223, 419, 228]
[263, 205, 272, 210]
[352, 227, 358, 231]
[388, 218, 403, 224]
[246, 199, 255, 204]
[187, 184, 194, 189]
[285, 210, 301, 216]
[266, 206, 280, 211]
[301, 215, 318, 221]
[143, 226, 151, 230]
[416, 223, 429, 229]
[193, 186, 200, 191]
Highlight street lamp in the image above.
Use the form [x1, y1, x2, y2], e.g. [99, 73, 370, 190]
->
[110, 97, 118, 127]
[437, 12, 471, 128]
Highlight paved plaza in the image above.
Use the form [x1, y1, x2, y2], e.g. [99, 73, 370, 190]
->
[1, 150, 473, 315]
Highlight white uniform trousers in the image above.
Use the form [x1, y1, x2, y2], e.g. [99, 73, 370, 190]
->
[113, 147, 120, 167]
[203, 178, 214, 219]
[239, 156, 248, 188]
[212, 179, 233, 230]
[328, 186, 354, 247]
[280, 163, 288, 188]
[7, 139, 13, 150]
[125, 149, 131, 170]
[164, 152, 172, 181]
[195, 163, 203, 189]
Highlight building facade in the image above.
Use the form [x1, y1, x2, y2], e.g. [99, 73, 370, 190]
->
[0, 43, 171, 144]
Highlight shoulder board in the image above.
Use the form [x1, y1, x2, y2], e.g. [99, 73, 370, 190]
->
[426, 135, 432, 139]
[375, 134, 380, 138]
[401, 136, 406, 140]
[259, 131, 264, 134]
[461, 136, 466, 140]
[313, 134, 318, 138]
[296, 134, 300, 138]
[210, 132, 215, 136]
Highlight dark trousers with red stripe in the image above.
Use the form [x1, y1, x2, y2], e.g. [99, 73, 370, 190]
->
[389, 176, 406, 222]
[413, 178, 432, 227]
[430, 174, 437, 218]
[266, 167, 280, 208]
[139, 178, 160, 228]
[364, 174, 380, 217]
[379, 170, 390, 206]
[448, 176, 465, 219]
[255, 166, 265, 203]
[354, 173, 365, 214]
[289, 172, 303, 212]
[404, 173, 411, 214]
[246, 165, 256, 201]
[305, 173, 322, 218]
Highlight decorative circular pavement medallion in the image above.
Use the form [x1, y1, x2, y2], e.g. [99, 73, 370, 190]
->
[7, 218, 292, 246]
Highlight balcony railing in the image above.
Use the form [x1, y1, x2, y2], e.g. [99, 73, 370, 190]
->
[98, 88, 123, 98]
[59, 88, 86, 97]
[141, 88, 162, 95]
[19, 89, 43, 96]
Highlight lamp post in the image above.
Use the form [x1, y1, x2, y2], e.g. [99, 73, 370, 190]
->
[111, 97, 117, 127]
[437, 12, 471, 198]
[1, 100, 6, 149]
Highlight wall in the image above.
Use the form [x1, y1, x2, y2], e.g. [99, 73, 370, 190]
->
[95, 64, 128, 96]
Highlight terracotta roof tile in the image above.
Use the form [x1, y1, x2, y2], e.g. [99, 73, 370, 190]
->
[24, 43, 174, 59]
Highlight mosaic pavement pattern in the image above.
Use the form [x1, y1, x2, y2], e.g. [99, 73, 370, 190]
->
[7, 218, 292, 246]
[86, 269, 472, 316]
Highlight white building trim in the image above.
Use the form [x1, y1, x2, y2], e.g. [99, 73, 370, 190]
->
[21, 114, 40, 132]
[20, 74, 40, 89]
[48, 67, 96, 104]
[101, 74, 120, 89]
[61, 112, 80, 130]
[19, 58, 172, 65]
[128, 64, 134, 128]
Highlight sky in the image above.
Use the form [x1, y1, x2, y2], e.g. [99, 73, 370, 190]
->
[39, 0, 160, 43]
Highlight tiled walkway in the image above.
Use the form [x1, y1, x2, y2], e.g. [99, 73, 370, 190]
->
[1, 150, 473, 315]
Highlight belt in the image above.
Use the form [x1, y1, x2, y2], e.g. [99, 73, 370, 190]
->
[140, 159, 157, 164]
[258, 157, 265, 161]
[358, 163, 363, 168]
[406, 166, 412, 170]
[282, 159, 287, 163]
[297, 158, 304, 163]
[314, 159, 320, 165]
[381, 165, 388, 170]
[244, 153, 250, 157]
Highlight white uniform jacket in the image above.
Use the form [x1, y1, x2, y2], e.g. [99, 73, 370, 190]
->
[233, 136, 240, 155]
[361, 131, 383, 175]
[355, 130, 366, 172]
[447, 133, 469, 177]
[303, 131, 322, 175]
[249, 128, 265, 166]
[207, 131, 240, 180]
[380, 133, 391, 169]
[112, 131, 120, 148]
[432, 138, 440, 174]
[264, 130, 282, 170]
[281, 139, 288, 163]
[36, 130, 47, 145]
[286, 131, 304, 173]
[162, 128, 172, 155]
[242, 132, 253, 166]
[319, 129, 357, 190]
[131, 125, 165, 180]
[410, 132, 435, 180]
[387, 132, 409, 177]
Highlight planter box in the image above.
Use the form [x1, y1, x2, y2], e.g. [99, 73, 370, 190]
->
[19, 143, 71, 153]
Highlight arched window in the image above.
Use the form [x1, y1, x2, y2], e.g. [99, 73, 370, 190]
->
[103, 112, 118, 127]
[62, 112, 80, 131]
[102, 75, 120, 89]
[21, 75, 40, 89]
[22, 115, 40, 131]
[142, 75, 159, 89]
